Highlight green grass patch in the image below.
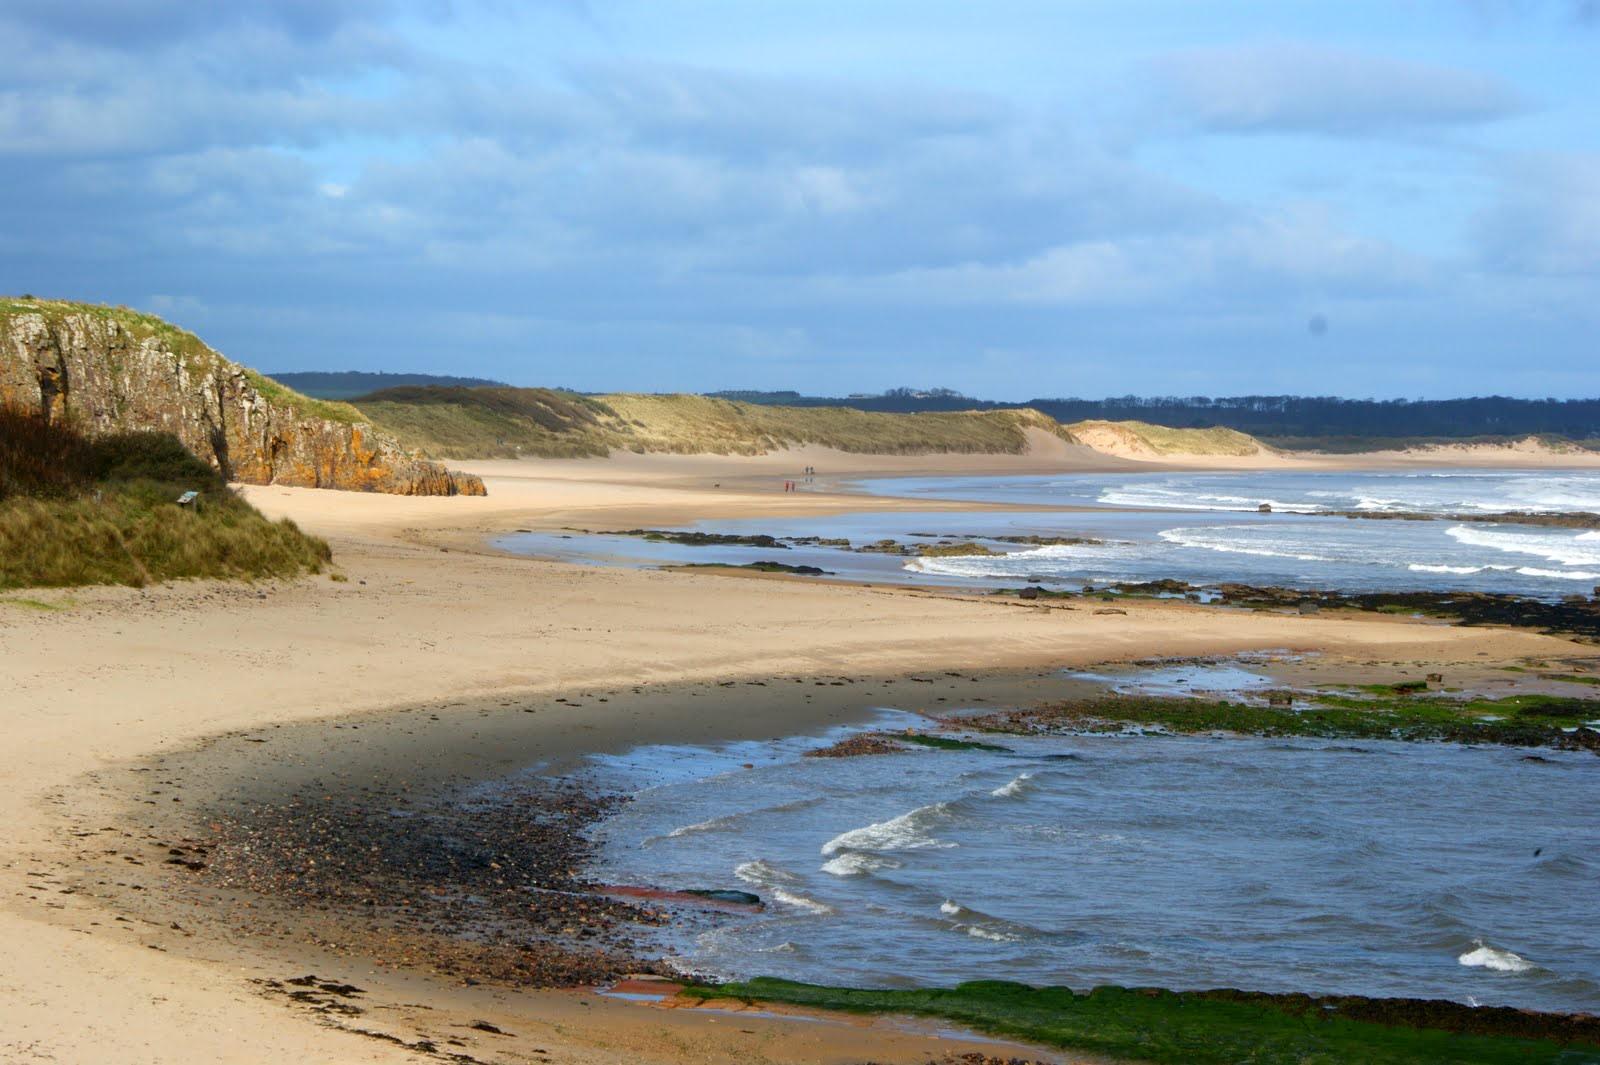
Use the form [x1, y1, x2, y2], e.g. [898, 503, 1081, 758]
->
[683, 978, 1600, 1065]
[0, 408, 330, 589]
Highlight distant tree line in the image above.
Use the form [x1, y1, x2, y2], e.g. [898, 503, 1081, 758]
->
[271, 371, 509, 400]
[709, 390, 1600, 443]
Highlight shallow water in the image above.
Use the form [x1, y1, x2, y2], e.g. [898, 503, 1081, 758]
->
[497, 469, 1600, 596]
[585, 724, 1600, 1013]
[854, 468, 1600, 515]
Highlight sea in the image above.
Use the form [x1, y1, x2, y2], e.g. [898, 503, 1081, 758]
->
[498, 468, 1600, 597]
[580, 704, 1600, 1013]
[506, 467, 1600, 1012]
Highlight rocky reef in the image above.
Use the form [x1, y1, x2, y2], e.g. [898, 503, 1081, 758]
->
[0, 299, 484, 496]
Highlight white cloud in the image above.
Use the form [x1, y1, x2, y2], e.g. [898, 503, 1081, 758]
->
[1145, 42, 1523, 135]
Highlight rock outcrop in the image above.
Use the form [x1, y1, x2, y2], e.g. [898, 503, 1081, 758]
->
[0, 300, 484, 496]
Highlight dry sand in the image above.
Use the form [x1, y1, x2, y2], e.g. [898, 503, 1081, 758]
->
[2, 447, 1596, 1064]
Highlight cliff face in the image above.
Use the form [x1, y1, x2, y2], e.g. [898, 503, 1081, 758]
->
[0, 301, 484, 496]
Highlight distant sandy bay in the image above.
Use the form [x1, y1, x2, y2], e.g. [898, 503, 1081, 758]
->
[3, 443, 1597, 1065]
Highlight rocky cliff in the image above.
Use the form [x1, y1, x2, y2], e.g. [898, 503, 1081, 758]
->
[0, 299, 484, 496]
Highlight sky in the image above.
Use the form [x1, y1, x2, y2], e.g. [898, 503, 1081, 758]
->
[2, 1, 1597, 400]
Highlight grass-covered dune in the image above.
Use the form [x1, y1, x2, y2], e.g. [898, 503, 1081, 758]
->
[0, 406, 330, 589]
[346, 384, 1277, 460]
[685, 979, 1600, 1065]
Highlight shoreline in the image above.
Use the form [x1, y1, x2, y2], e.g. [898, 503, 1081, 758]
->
[81, 656, 1600, 1062]
[5, 455, 1600, 1063]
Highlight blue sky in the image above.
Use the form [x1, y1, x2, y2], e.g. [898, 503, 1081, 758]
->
[2, 1, 1596, 399]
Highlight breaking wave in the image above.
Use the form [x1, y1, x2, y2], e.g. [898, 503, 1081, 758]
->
[821, 802, 957, 856]
[1458, 941, 1536, 973]
[820, 852, 903, 877]
[770, 887, 835, 916]
[734, 859, 800, 886]
[992, 772, 1034, 798]
[1446, 525, 1600, 569]
[1157, 526, 1334, 562]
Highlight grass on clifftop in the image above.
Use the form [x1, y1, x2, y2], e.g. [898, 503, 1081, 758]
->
[0, 406, 330, 589]
[349, 385, 1082, 459]
[684, 979, 1600, 1065]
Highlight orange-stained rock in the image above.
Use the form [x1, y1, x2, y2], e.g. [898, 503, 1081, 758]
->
[1, 302, 485, 496]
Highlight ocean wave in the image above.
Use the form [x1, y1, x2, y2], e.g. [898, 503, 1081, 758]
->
[939, 899, 1025, 942]
[964, 925, 1019, 942]
[1458, 940, 1535, 973]
[906, 540, 1143, 580]
[1516, 567, 1600, 581]
[1157, 527, 1334, 562]
[661, 813, 742, 840]
[1446, 525, 1600, 568]
[643, 796, 826, 845]
[770, 887, 835, 916]
[991, 772, 1034, 798]
[1099, 488, 1322, 513]
[1407, 563, 1484, 575]
[820, 852, 903, 877]
[821, 802, 957, 856]
[735, 859, 801, 886]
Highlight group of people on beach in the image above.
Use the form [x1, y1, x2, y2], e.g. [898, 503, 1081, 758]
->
[783, 466, 817, 492]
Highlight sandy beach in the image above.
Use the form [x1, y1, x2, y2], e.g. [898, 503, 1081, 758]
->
[3, 448, 1597, 1065]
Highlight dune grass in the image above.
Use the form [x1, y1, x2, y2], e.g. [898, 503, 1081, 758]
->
[0, 407, 330, 589]
[684, 979, 1600, 1065]
[349, 385, 1085, 459]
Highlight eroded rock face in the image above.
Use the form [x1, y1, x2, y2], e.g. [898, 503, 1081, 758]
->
[0, 306, 485, 496]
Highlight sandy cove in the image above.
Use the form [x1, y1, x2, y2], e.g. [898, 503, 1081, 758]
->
[2, 449, 1597, 1065]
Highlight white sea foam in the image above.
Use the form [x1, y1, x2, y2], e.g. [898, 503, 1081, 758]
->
[770, 887, 835, 916]
[991, 772, 1033, 798]
[735, 859, 800, 886]
[819, 852, 902, 877]
[1157, 527, 1333, 562]
[820, 802, 956, 856]
[1446, 525, 1600, 568]
[965, 925, 1020, 942]
[1099, 488, 1322, 513]
[1408, 563, 1485, 575]
[940, 899, 962, 916]
[1458, 941, 1535, 973]
[1517, 567, 1600, 581]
